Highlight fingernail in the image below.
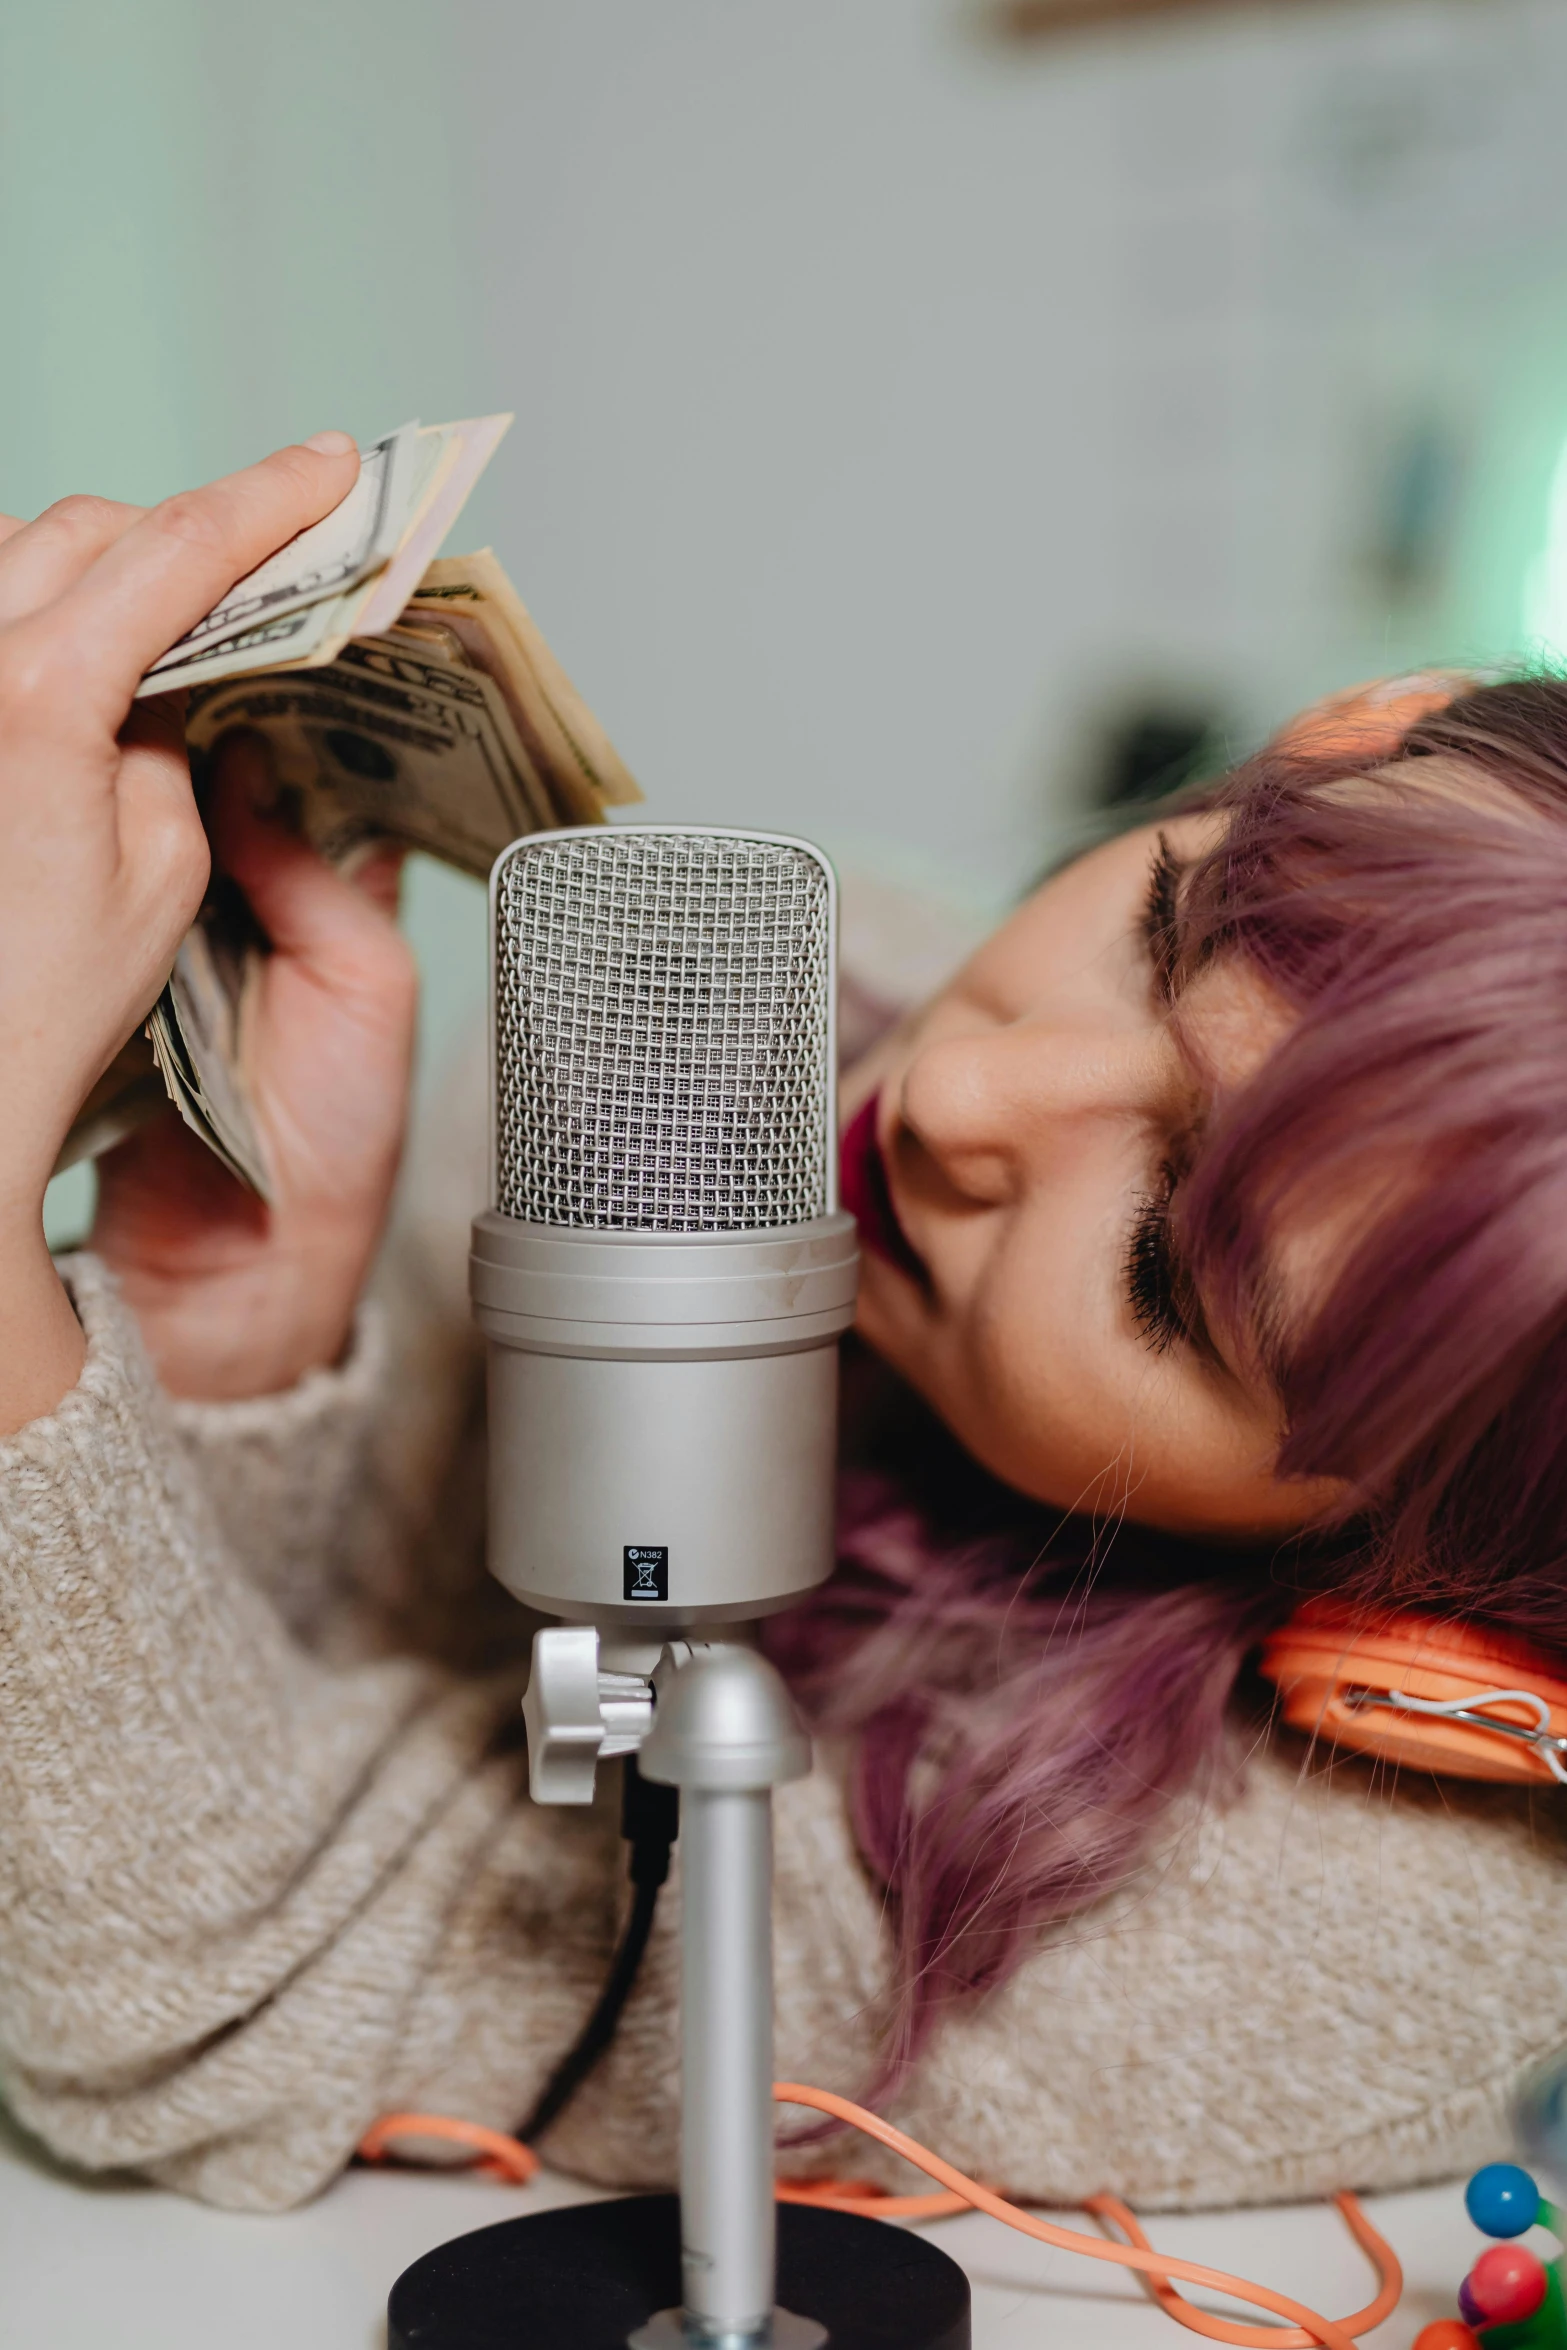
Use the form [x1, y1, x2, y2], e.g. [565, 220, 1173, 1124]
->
[338, 837, 406, 884]
[303, 429, 357, 456]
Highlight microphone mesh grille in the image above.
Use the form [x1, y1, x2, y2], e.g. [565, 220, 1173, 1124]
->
[493, 830, 832, 1231]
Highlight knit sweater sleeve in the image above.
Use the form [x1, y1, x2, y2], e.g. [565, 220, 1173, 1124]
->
[161, 1030, 495, 1666]
[162, 1302, 392, 1649]
[0, 1256, 625, 2209]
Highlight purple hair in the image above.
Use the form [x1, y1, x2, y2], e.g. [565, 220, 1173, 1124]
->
[766, 676, 1567, 2098]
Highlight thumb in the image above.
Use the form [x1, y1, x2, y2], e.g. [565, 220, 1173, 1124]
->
[207, 733, 413, 990]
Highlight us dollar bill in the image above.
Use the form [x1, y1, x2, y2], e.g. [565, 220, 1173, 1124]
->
[147, 914, 270, 1194]
[53, 905, 271, 1191]
[139, 422, 422, 689]
[184, 626, 557, 879]
[403, 550, 641, 819]
[134, 416, 510, 699]
[62, 531, 640, 1193]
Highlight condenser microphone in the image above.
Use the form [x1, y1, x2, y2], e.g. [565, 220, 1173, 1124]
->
[410, 827, 968, 2350]
[469, 826, 859, 1631]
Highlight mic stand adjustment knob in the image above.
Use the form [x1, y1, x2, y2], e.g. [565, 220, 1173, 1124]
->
[522, 1625, 655, 1805]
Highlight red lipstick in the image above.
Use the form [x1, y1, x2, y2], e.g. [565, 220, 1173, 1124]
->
[840, 1095, 926, 1283]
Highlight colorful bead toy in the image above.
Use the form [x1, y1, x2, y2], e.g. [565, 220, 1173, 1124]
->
[1413, 2164, 1567, 2350]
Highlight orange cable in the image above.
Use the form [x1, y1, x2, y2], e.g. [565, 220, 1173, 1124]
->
[774, 2173, 970, 2219]
[359, 2110, 539, 2186]
[359, 2088, 1404, 2350]
[1083, 2187, 1403, 2347]
[774, 2085, 1387, 2350]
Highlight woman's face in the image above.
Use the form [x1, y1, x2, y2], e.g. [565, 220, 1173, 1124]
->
[841, 816, 1343, 1539]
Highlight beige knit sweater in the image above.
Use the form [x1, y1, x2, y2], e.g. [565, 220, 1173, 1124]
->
[2, 1033, 1566, 2217]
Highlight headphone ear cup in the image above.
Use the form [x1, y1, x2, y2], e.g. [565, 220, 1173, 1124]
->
[1268, 670, 1471, 762]
[1260, 1602, 1567, 1784]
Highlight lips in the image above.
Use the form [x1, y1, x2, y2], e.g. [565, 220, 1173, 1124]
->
[839, 1095, 927, 1283]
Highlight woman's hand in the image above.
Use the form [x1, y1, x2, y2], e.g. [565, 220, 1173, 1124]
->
[89, 735, 418, 1400]
[0, 433, 375, 1432]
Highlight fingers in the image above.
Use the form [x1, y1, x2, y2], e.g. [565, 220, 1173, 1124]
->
[206, 735, 416, 995]
[334, 836, 408, 919]
[112, 703, 213, 944]
[0, 495, 146, 628]
[4, 434, 359, 727]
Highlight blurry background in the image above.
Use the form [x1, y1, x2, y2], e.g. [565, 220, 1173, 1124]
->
[7, 0, 1567, 1236]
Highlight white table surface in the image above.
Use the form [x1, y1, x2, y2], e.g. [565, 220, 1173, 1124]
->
[0, 2107, 1486, 2348]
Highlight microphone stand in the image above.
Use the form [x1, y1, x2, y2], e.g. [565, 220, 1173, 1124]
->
[386, 1628, 972, 2350]
[629, 1641, 826, 2350]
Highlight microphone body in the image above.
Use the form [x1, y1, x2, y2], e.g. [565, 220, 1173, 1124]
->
[471, 826, 858, 1631]
[472, 1215, 855, 1624]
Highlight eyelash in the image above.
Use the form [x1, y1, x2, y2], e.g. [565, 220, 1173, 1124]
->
[1124, 836, 1192, 1354]
[1141, 833, 1182, 999]
[1126, 1166, 1186, 1354]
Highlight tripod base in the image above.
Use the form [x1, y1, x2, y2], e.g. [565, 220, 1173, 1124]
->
[387, 2193, 972, 2349]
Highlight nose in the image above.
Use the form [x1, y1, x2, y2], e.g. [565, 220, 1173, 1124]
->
[898, 1015, 1177, 1208]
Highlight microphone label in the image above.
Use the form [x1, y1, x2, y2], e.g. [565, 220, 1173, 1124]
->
[623, 1545, 670, 1603]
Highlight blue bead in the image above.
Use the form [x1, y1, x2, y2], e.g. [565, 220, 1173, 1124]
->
[1466, 2163, 1541, 2239]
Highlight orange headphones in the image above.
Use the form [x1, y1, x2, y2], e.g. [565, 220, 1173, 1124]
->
[1260, 1600, 1567, 1786]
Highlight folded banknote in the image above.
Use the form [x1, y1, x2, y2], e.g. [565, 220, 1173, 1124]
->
[57, 420, 640, 1191]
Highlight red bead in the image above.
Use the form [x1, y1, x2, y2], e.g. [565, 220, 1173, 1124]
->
[1466, 2242, 1549, 2325]
[1412, 2324, 1482, 2350]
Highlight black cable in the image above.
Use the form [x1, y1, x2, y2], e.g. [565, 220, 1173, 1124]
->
[517, 1754, 680, 2146]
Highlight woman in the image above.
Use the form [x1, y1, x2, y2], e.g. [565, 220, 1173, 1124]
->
[1, 443, 1563, 2214]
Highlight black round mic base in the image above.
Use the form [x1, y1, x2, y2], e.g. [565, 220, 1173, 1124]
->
[387, 2192, 972, 2349]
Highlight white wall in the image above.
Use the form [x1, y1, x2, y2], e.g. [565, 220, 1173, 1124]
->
[448, 0, 1567, 893]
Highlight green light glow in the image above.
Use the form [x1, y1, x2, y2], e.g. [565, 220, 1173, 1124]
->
[1524, 433, 1567, 657]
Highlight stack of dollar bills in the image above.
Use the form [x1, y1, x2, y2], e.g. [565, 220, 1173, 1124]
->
[61, 416, 640, 1192]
